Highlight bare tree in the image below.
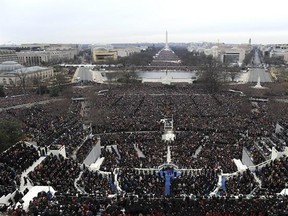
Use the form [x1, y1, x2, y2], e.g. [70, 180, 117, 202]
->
[54, 72, 68, 87]
[0, 85, 5, 97]
[197, 55, 224, 92]
[15, 68, 28, 94]
[105, 72, 119, 82]
[227, 65, 241, 82]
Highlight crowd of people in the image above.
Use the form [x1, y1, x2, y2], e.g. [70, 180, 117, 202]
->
[9, 191, 102, 216]
[98, 130, 244, 173]
[0, 142, 40, 175]
[224, 169, 258, 196]
[99, 145, 120, 172]
[86, 84, 281, 174]
[256, 155, 288, 194]
[28, 154, 81, 193]
[171, 168, 219, 197]
[7, 99, 90, 157]
[1, 83, 288, 215]
[99, 133, 167, 170]
[117, 168, 165, 197]
[0, 142, 39, 197]
[76, 136, 98, 163]
[0, 94, 50, 109]
[77, 167, 114, 197]
[151, 49, 181, 67]
[7, 193, 288, 215]
[91, 87, 247, 133]
[243, 139, 267, 165]
[0, 164, 16, 197]
[102, 195, 288, 216]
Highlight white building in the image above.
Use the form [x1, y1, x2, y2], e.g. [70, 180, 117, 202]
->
[220, 47, 246, 65]
[205, 45, 247, 65]
[91, 44, 146, 59]
[0, 61, 54, 86]
[17, 49, 77, 66]
[269, 44, 288, 63]
[92, 48, 118, 63]
[0, 50, 18, 63]
[114, 46, 144, 57]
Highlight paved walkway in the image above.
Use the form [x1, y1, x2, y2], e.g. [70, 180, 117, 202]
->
[74, 171, 84, 193]
[167, 146, 171, 163]
[252, 172, 262, 188]
[91, 70, 106, 83]
[0, 98, 62, 112]
[71, 67, 106, 83]
[275, 98, 288, 103]
[192, 145, 203, 158]
[71, 67, 80, 83]
[134, 144, 145, 158]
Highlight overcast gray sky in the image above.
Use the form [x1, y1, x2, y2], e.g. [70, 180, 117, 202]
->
[1, 0, 288, 44]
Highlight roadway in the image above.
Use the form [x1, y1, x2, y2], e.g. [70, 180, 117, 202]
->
[247, 49, 272, 83]
[253, 49, 262, 67]
[0, 98, 62, 112]
[77, 67, 93, 81]
[72, 67, 106, 83]
[248, 68, 272, 83]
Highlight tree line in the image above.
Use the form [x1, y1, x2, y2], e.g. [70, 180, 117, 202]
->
[0, 120, 23, 153]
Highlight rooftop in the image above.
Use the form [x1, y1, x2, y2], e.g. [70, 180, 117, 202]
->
[0, 61, 23, 72]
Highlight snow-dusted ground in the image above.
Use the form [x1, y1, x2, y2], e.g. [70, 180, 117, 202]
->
[237, 71, 250, 83]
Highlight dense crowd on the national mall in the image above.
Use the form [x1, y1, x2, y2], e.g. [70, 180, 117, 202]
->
[0, 94, 50, 109]
[0, 84, 288, 215]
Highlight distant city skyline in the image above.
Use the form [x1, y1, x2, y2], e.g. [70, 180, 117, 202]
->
[1, 0, 288, 45]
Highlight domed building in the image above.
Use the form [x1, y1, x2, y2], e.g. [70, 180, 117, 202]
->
[0, 61, 54, 86]
[0, 61, 23, 72]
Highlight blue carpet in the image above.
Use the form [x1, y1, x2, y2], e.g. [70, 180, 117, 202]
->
[109, 176, 116, 193]
[222, 176, 226, 192]
[165, 173, 171, 196]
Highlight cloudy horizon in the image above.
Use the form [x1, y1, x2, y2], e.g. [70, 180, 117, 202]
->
[1, 0, 288, 45]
